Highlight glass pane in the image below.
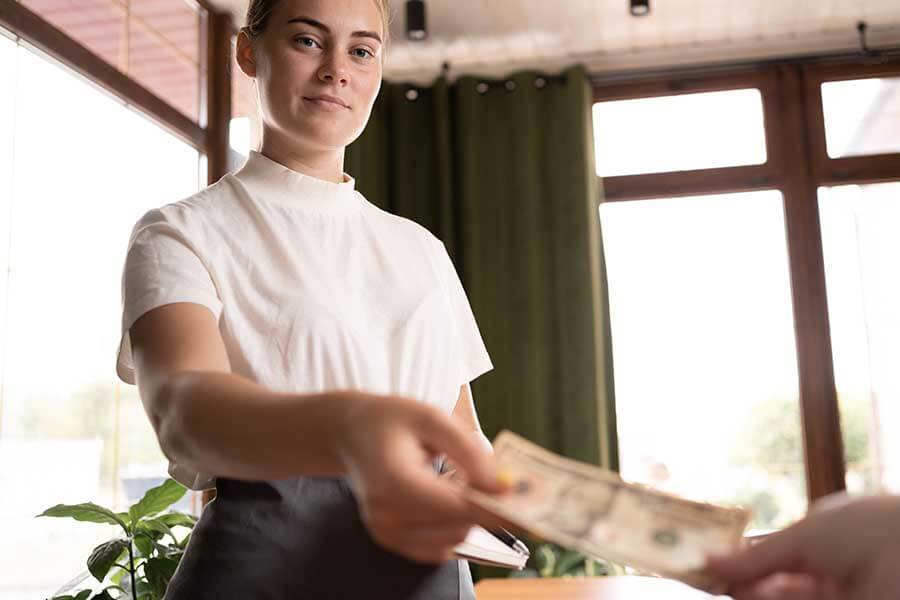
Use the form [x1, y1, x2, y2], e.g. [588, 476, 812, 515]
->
[230, 116, 251, 155]
[20, 0, 127, 69]
[0, 43, 199, 600]
[822, 78, 900, 158]
[601, 190, 806, 532]
[593, 89, 767, 177]
[20, 0, 203, 124]
[130, 0, 200, 64]
[128, 13, 200, 121]
[0, 34, 14, 410]
[820, 183, 900, 494]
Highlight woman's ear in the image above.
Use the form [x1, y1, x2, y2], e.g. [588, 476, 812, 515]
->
[235, 29, 258, 78]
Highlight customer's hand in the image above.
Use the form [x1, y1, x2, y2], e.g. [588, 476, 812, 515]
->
[706, 493, 900, 600]
[336, 393, 507, 564]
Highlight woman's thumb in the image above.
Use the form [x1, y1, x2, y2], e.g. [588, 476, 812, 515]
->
[419, 411, 505, 494]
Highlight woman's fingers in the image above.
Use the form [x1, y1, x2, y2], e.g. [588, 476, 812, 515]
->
[416, 408, 506, 495]
[343, 397, 518, 564]
[370, 515, 472, 564]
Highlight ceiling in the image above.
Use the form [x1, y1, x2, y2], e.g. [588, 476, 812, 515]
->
[209, 0, 900, 85]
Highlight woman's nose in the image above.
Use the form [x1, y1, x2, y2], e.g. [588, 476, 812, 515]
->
[317, 53, 349, 85]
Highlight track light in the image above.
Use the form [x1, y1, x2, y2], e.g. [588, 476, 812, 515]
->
[406, 0, 427, 40]
[630, 0, 650, 16]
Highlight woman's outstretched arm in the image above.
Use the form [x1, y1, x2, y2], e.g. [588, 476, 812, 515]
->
[130, 302, 506, 563]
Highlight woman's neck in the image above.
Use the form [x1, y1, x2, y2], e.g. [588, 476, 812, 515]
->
[258, 133, 346, 184]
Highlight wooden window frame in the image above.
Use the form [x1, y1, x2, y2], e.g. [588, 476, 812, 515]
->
[593, 56, 900, 502]
[0, 0, 233, 509]
[0, 0, 232, 185]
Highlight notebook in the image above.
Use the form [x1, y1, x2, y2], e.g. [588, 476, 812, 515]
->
[453, 525, 530, 569]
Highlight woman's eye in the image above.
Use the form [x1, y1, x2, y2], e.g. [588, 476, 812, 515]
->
[295, 37, 319, 48]
[352, 48, 374, 59]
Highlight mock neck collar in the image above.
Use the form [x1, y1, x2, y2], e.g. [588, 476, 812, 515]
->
[234, 150, 360, 214]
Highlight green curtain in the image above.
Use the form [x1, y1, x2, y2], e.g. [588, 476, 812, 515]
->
[346, 65, 618, 470]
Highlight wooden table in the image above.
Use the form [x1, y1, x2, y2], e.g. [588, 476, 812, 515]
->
[475, 576, 719, 599]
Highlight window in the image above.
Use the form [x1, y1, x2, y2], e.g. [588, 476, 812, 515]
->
[820, 182, 900, 494]
[595, 61, 900, 519]
[821, 77, 900, 158]
[0, 40, 200, 600]
[19, 0, 205, 122]
[602, 191, 805, 531]
[593, 88, 766, 176]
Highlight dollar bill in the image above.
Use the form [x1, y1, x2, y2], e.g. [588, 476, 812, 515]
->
[467, 431, 752, 593]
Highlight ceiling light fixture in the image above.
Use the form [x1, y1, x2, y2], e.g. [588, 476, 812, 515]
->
[630, 0, 650, 17]
[406, 0, 427, 41]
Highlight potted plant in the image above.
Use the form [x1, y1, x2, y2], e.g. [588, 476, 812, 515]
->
[37, 479, 196, 600]
[510, 541, 624, 579]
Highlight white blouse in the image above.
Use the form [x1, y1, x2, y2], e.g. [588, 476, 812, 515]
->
[116, 151, 493, 489]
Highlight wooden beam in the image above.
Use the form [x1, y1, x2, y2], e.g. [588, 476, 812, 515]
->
[602, 164, 776, 202]
[0, 0, 205, 150]
[205, 9, 232, 184]
[593, 68, 769, 101]
[770, 64, 846, 501]
[816, 154, 900, 186]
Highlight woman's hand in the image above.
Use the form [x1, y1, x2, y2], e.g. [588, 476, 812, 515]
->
[706, 493, 900, 600]
[439, 429, 493, 482]
[335, 392, 507, 564]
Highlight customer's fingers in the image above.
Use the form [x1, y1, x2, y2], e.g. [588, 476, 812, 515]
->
[706, 525, 809, 586]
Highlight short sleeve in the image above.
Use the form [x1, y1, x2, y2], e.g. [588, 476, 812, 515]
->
[437, 242, 493, 385]
[116, 209, 223, 385]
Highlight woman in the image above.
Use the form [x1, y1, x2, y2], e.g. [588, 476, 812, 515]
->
[116, 0, 505, 597]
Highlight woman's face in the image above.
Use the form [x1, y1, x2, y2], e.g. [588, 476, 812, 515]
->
[242, 0, 384, 151]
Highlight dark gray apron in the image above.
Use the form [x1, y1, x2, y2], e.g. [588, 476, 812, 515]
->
[164, 476, 475, 599]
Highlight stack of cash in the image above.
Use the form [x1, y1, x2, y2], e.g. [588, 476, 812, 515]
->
[467, 431, 752, 593]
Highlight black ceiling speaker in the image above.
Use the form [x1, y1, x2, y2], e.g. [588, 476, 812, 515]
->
[406, 0, 427, 41]
[630, 0, 650, 16]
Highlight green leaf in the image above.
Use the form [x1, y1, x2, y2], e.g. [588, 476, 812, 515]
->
[128, 480, 187, 525]
[145, 556, 179, 598]
[156, 512, 197, 529]
[87, 539, 130, 582]
[554, 549, 586, 577]
[134, 578, 153, 600]
[139, 518, 176, 542]
[535, 544, 557, 577]
[90, 592, 114, 600]
[38, 503, 130, 533]
[134, 533, 154, 558]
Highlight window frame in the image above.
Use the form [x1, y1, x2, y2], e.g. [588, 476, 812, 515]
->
[593, 55, 900, 502]
[0, 0, 233, 185]
[0, 0, 235, 510]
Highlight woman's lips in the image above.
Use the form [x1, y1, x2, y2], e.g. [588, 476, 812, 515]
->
[304, 97, 349, 111]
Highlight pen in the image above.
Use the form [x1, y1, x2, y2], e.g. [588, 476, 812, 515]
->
[491, 527, 530, 556]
